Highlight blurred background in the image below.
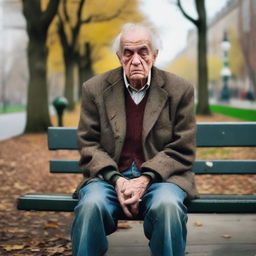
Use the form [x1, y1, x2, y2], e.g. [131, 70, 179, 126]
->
[0, 0, 255, 136]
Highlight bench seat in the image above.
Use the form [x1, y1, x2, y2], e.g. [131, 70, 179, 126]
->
[17, 123, 256, 215]
[17, 193, 256, 214]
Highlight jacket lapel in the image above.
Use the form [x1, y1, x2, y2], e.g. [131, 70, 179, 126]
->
[143, 67, 168, 143]
[103, 69, 126, 156]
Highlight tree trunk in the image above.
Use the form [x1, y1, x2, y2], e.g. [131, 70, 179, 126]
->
[177, 0, 211, 115]
[23, 0, 60, 133]
[195, 0, 210, 115]
[64, 58, 76, 110]
[25, 37, 52, 132]
[196, 19, 210, 114]
[78, 43, 94, 98]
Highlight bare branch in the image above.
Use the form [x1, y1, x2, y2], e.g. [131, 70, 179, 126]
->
[177, 0, 198, 26]
[41, 0, 61, 29]
[63, 0, 70, 22]
[57, 13, 70, 53]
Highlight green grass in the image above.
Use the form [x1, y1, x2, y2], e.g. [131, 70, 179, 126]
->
[0, 105, 26, 114]
[210, 105, 256, 121]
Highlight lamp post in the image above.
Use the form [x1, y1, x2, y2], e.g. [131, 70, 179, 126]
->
[220, 31, 231, 102]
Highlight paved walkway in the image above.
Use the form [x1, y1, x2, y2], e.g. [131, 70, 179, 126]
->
[107, 214, 256, 256]
[0, 112, 25, 141]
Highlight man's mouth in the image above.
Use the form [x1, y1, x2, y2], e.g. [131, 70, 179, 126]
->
[131, 70, 143, 74]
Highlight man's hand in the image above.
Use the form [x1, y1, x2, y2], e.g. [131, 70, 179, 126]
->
[115, 177, 133, 217]
[115, 176, 151, 218]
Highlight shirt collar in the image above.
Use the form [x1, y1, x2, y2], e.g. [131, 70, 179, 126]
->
[123, 70, 151, 92]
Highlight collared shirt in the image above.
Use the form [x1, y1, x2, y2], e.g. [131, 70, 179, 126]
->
[123, 70, 151, 105]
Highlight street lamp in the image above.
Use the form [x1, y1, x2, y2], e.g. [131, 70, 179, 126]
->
[220, 31, 231, 102]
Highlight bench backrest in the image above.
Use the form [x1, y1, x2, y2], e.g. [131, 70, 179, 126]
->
[48, 122, 256, 175]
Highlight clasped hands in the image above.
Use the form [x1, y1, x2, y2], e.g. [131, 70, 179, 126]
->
[115, 176, 150, 218]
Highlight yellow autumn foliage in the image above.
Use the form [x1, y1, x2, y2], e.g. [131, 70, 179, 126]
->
[167, 55, 197, 85]
[46, 0, 143, 74]
[208, 55, 222, 81]
[228, 29, 243, 77]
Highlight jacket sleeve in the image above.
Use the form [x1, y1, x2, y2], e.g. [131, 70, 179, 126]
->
[77, 83, 118, 178]
[141, 84, 196, 181]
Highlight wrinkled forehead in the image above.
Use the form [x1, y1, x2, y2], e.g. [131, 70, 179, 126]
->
[120, 28, 153, 50]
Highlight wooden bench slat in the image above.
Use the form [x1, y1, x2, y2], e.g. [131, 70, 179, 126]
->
[50, 159, 256, 174]
[196, 122, 256, 147]
[48, 122, 256, 150]
[17, 193, 256, 214]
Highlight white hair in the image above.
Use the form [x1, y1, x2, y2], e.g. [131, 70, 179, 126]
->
[112, 23, 161, 55]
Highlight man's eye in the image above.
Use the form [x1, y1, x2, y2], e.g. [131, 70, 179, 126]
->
[139, 49, 148, 56]
[124, 50, 133, 56]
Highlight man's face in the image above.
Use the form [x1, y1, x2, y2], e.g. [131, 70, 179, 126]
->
[118, 29, 158, 89]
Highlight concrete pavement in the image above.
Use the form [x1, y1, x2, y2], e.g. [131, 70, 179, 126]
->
[0, 112, 25, 141]
[107, 214, 256, 256]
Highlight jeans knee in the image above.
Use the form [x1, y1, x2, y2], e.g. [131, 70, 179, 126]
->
[150, 195, 187, 220]
[77, 194, 106, 216]
[75, 189, 108, 220]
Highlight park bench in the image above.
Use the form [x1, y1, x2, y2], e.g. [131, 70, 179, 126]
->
[17, 122, 256, 214]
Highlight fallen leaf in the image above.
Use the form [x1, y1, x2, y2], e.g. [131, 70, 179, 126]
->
[222, 234, 232, 239]
[2, 244, 26, 251]
[44, 220, 59, 229]
[47, 246, 66, 254]
[193, 221, 203, 227]
[13, 182, 27, 190]
[29, 248, 41, 252]
[117, 222, 131, 229]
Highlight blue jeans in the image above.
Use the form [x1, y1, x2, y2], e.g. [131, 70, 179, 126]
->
[71, 163, 188, 256]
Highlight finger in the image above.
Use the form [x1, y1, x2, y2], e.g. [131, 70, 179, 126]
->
[130, 202, 139, 217]
[116, 192, 133, 218]
[124, 195, 140, 205]
[121, 204, 133, 218]
[123, 189, 133, 198]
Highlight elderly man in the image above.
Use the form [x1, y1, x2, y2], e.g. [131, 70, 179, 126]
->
[72, 23, 198, 256]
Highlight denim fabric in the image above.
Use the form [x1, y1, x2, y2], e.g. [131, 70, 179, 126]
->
[71, 163, 188, 256]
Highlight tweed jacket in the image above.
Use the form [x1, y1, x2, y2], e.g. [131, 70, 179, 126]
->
[75, 66, 198, 200]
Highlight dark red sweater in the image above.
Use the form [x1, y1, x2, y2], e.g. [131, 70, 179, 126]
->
[118, 91, 148, 171]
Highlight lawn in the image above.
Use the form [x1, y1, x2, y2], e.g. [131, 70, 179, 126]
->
[210, 105, 256, 121]
[0, 105, 26, 114]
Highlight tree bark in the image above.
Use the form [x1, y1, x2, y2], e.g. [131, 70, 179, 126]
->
[177, 0, 211, 115]
[196, 0, 210, 114]
[78, 42, 94, 98]
[23, 0, 60, 132]
[64, 58, 76, 110]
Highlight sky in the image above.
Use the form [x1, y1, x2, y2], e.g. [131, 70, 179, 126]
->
[139, 0, 230, 67]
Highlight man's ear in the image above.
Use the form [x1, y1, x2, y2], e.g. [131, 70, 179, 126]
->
[116, 52, 122, 64]
[153, 50, 159, 63]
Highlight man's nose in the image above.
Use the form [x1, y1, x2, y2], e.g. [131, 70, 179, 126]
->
[131, 53, 141, 65]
